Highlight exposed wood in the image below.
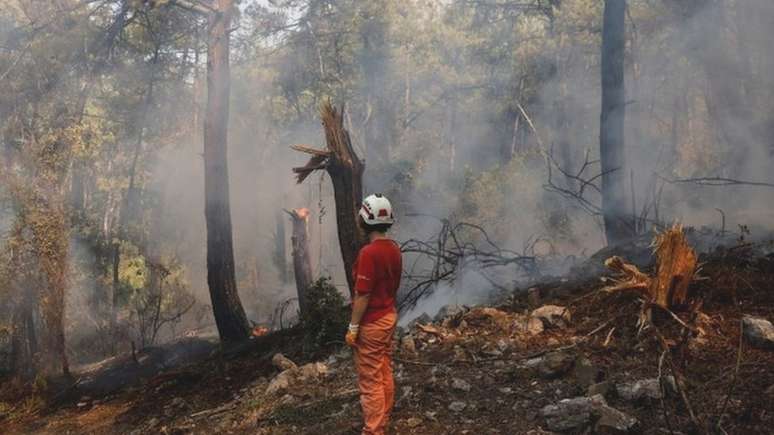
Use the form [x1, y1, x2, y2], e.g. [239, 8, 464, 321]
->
[603, 224, 698, 310]
[286, 208, 313, 316]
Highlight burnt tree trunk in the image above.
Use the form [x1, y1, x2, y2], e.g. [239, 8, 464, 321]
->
[287, 208, 313, 316]
[292, 103, 367, 299]
[600, 0, 633, 246]
[204, 0, 250, 342]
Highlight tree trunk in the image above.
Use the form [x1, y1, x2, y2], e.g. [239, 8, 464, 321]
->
[204, 0, 250, 342]
[600, 0, 633, 246]
[292, 103, 367, 299]
[287, 208, 313, 316]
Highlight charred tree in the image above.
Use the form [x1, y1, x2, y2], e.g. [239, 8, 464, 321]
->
[286, 208, 313, 316]
[292, 103, 367, 298]
[203, 0, 250, 342]
[599, 0, 633, 245]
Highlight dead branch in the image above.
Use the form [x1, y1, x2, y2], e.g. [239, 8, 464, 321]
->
[653, 326, 705, 433]
[397, 215, 537, 311]
[661, 176, 774, 188]
[658, 349, 676, 435]
[715, 319, 744, 431]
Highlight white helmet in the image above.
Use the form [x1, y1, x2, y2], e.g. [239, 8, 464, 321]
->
[359, 194, 395, 225]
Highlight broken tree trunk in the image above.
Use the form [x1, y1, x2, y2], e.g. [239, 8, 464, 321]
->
[603, 224, 698, 310]
[286, 208, 313, 316]
[291, 102, 367, 298]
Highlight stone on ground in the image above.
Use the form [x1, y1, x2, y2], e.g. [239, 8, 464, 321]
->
[541, 394, 638, 433]
[615, 377, 675, 401]
[538, 351, 575, 379]
[271, 353, 297, 371]
[742, 315, 774, 349]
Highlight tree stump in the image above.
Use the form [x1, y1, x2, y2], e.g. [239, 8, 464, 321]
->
[603, 225, 698, 311]
[286, 208, 313, 316]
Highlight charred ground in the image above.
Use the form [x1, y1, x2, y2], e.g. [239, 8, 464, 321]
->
[1, 240, 773, 434]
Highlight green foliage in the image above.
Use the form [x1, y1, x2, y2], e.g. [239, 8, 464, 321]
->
[298, 277, 348, 351]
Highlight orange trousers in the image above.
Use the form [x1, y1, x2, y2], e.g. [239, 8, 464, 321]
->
[354, 310, 397, 435]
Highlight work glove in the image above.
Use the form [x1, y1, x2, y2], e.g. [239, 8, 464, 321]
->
[345, 323, 359, 347]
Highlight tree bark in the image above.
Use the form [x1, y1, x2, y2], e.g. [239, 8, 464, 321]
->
[600, 0, 633, 246]
[204, 0, 250, 342]
[273, 209, 288, 284]
[292, 103, 367, 299]
[287, 208, 313, 316]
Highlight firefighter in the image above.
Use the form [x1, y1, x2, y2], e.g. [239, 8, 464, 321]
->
[345, 193, 402, 435]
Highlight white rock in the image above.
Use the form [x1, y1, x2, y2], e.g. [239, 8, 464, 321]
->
[451, 378, 472, 392]
[448, 401, 467, 412]
[616, 377, 675, 401]
[742, 315, 774, 349]
[266, 370, 293, 395]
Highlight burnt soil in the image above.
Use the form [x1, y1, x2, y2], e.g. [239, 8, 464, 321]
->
[1, 242, 773, 434]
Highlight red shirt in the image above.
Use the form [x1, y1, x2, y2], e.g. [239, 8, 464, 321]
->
[352, 239, 402, 324]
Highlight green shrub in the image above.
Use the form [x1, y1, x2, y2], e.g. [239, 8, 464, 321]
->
[298, 277, 348, 351]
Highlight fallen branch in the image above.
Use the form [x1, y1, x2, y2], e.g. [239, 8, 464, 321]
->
[661, 176, 774, 188]
[714, 319, 744, 431]
[398, 215, 536, 311]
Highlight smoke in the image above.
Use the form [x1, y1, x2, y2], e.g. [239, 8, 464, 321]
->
[3, 0, 774, 366]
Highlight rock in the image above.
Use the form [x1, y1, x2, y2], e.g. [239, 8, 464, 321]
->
[572, 357, 601, 388]
[526, 316, 545, 335]
[541, 394, 638, 433]
[540, 396, 599, 432]
[616, 377, 675, 401]
[400, 334, 417, 354]
[171, 397, 186, 408]
[587, 381, 612, 398]
[266, 361, 328, 395]
[531, 305, 571, 328]
[742, 315, 774, 349]
[538, 351, 575, 379]
[451, 378, 472, 392]
[434, 304, 466, 323]
[266, 370, 293, 395]
[449, 401, 467, 412]
[271, 353, 297, 371]
[595, 403, 640, 433]
[297, 362, 328, 381]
